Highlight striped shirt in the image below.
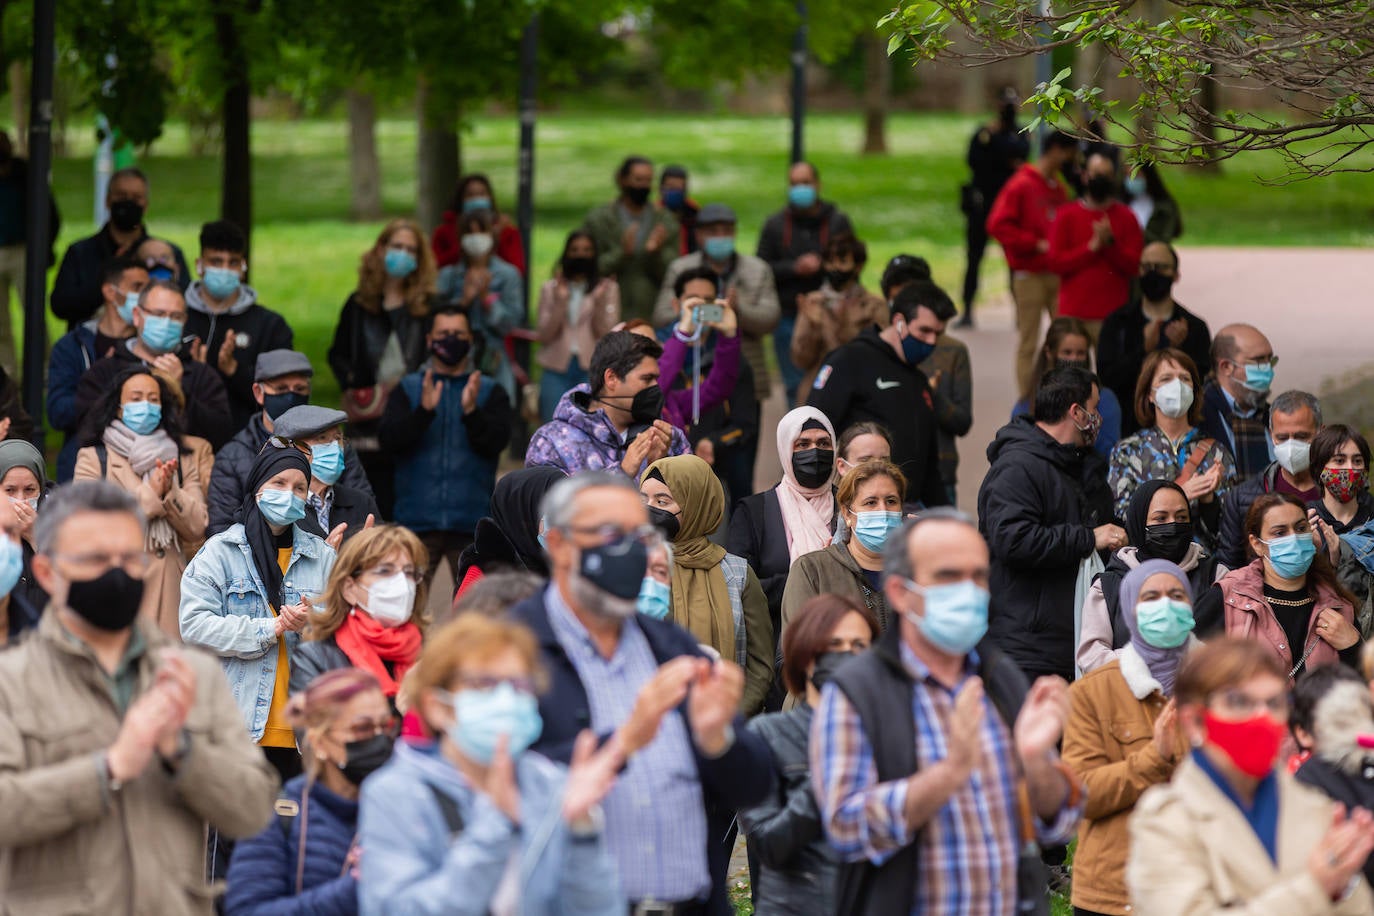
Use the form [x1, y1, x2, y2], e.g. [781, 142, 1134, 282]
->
[810, 641, 1080, 916]
[545, 586, 710, 902]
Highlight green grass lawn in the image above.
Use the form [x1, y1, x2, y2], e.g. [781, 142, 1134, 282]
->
[37, 110, 1374, 413]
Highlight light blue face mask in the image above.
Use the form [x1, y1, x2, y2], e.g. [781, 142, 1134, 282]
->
[120, 400, 162, 436]
[461, 197, 493, 214]
[788, 184, 817, 209]
[1135, 597, 1195, 649]
[903, 579, 990, 656]
[702, 236, 735, 261]
[852, 510, 902, 552]
[202, 266, 241, 300]
[1262, 532, 1316, 579]
[257, 487, 306, 526]
[118, 291, 139, 324]
[0, 536, 22, 598]
[383, 248, 417, 279]
[637, 577, 672, 620]
[140, 314, 184, 353]
[1242, 363, 1275, 393]
[444, 683, 543, 765]
[309, 442, 345, 486]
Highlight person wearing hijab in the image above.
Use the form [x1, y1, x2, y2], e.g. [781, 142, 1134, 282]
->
[1078, 478, 1227, 672]
[727, 407, 838, 643]
[180, 445, 336, 782]
[73, 366, 208, 640]
[453, 466, 566, 598]
[0, 439, 48, 640]
[641, 454, 774, 714]
[1064, 558, 1196, 916]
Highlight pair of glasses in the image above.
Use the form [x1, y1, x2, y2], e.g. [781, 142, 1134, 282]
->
[356, 564, 423, 584]
[453, 675, 537, 695]
[53, 550, 152, 580]
[1241, 356, 1280, 368]
[1210, 689, 1288, 718]
[334, 715, 399, 743]
[562, 523, 662, 553]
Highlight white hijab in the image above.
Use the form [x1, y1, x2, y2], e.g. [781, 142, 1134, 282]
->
[773, 407, 837, 563]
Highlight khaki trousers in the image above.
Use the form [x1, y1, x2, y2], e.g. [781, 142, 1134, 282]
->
[1013, 271, 1060, 398]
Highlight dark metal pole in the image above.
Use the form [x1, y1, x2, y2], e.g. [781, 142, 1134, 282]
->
[789, 1, 807, 164]
[1034, 0, 1052, 148]
[21, 0, 55, 439]
[516, 13, 539, 308]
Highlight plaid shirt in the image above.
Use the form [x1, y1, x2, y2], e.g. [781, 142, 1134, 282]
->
[306, 486, 335, 533]
[811, 641, 1080, 916]
[1216, 383, 1273, 483]
[545, 586, 710, 902]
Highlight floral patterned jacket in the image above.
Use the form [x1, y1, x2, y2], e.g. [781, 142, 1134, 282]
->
[1108, 425, 1236, 530]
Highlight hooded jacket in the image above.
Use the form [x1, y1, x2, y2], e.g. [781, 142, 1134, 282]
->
[755, 201, 852, 316]
[524, 383, 691, 477]
[978, 415, 1116, 679]
[184, 282, 296, 430]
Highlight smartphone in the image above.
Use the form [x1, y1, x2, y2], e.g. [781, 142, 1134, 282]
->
[694, 302, 725, 324]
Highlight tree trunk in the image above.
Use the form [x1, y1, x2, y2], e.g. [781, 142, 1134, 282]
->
[214, 5, 253, 255]
[861, 33, 890, 155]
[347, 86, 383, 221]
[416, 75, 461, 233]
[1192, 64, 1222, 173]
[8, 62, 26, 156]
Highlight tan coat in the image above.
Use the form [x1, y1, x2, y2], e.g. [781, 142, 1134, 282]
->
[535, 276, 621, 373]
[790, 285, 889, 404]
[1128, 756, 1373, 915]
[1063, 646, 1184, 914]
[0, 610, 278, 914]
[74, 443, 209, 640]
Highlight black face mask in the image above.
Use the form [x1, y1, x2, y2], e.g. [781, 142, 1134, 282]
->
[623, 186, 651, 206]
[580, 538, 648, 601]
[263, 390, 308, 420]
[825, 269, 854, 289]
[792, 448, 835, 489]
[1143, 521, 1194, 564]
[339, 733, 395, 786]
[1058, 357, 1090, 372]
[430, 336, 471, 368]
[562, 256, 596, 279]
[109, 199, 145, 232]
[1086, 175, 1116, 202]
[1139, 269, 1175, 303]
[648, 506, 681, 542]
[614, 385, 664, 425]
[810, 650, 859, 692]
[66, 567, 145, 632]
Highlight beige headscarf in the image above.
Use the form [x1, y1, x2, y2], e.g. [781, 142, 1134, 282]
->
[642, 455, 734, 656]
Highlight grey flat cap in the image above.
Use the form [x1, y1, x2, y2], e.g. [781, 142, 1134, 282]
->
[273, 405, 347, 440]
[254, 349, 314, 382]
[696, 203, 737, 225]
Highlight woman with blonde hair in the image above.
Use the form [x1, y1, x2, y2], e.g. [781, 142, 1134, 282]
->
[328, 218, 437, 517]
[226, 667, 396, 914]
[292, 524, 429, 699]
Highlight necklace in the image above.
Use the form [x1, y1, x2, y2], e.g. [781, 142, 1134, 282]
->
[1266, 594, 1313, 607]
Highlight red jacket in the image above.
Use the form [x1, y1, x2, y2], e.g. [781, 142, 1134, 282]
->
[986, 163, 1068, 273]
[1047, 200, 1143, 320]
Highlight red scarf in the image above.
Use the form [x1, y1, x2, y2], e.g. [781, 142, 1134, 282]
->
[333, 610, 423, 697]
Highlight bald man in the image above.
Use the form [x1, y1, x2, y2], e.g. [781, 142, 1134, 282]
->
[1199, 322, 1277, 483]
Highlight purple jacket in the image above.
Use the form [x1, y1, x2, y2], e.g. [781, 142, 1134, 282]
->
[525, 384, 692, 477]
[658, 330, 742, 433]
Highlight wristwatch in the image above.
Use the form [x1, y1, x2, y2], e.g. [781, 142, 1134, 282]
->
[160, 728, 192, 774]
[103, 752, 124, 795]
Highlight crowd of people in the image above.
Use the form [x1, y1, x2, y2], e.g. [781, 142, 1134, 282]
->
[0, 108, 1372, 916]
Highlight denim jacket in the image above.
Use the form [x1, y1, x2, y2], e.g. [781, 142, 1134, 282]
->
[179, 523, 336, 741]
[359, 740, 621, 916]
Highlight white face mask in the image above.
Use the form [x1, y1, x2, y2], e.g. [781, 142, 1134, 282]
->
[1274, 438, 1311, 476]
[461, 233, 494, 259]
[1153, 378, 1194, 419]
[360, 572, 416, 627]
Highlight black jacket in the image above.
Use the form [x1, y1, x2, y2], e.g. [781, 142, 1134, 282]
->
[738, 703, 837, 916]
[50, 224, 189, 326]
[806, 327, 948, 509]
[1217, 461, 1282, 570]
[727, 488, 794, 636]
[453, 516, 547, 591]
[1198, 380, 1271, 483]
[0, 156, 60, 264]
[1096, 297, 1212, 436]
[756, 202, 851, 315]
[327, 292, 430, 393]
[74, 344, 233, 451]
[507, 590, 775, 916]
[1095, 547, 1224, 648]
[289, 636, 351, 696]
[977, 415, 1115, 679]
[302, 483, 379, 544]
[206, 413, 376, 536]
[1294, 755, 1374, 886]
[182, 296, 295, 430]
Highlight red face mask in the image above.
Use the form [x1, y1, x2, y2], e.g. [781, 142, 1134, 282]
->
[1204, 710, 1285, 779]
[1321, 467, 1369, 504]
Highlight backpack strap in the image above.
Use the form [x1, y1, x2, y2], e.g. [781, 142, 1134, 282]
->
[1175, 437, 1218, 486]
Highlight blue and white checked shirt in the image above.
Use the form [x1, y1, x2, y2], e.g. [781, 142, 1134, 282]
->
[545, 586, 710, 902]
[810, 641, 1081, 916]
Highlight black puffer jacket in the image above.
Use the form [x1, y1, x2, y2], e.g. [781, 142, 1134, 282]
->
[738, 703, 836, 916]
[977, 415, 1115, 679]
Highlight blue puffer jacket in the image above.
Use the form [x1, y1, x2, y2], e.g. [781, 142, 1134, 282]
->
[379, 364, 512, 535]
[225, 776, 359, 916]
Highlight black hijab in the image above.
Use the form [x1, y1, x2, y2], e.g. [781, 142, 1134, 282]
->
[490, 467, 566, 575]
[236, 446, 312, 608]
[1124, 479, 1188, 549]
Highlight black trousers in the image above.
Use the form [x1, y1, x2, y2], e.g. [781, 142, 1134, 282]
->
[962, 204, 989, 312]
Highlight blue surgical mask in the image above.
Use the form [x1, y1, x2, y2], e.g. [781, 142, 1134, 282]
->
[202, 265, 242, 300]
[1262, 533, 1316, 579]
[148, 265, 174, 282]
[788, 184, 817, 209]
[310, 442, 345, 486]
[384, 248, 417, 279]
[118, 292, 139, 324]
[121, 401, 162, 436]
[140, 314, 184, 353]
[702, 236, 735, 261]
[461, 197, 492, 214]
[445, 683, 543, 764]
[257, 488, 306, 526]
[661, 188, 686, 211]
[852, 510, 902, 552]
[637, 577, 672, 620]
[1242, 363, 1275, 394]
[902, 333, 936, 365]
[1135, 597, 1195, 649]
[904, 579, 990, 656]
[0, 536, 21, 598]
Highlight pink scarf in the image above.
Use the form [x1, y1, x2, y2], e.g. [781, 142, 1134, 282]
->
[773, 407, 837, 563]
